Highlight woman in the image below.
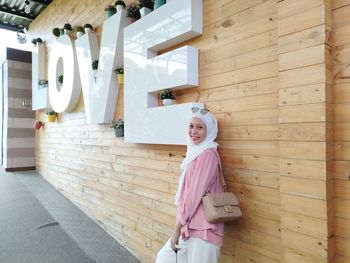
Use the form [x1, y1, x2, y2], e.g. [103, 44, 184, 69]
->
[156, 107, 224, 263]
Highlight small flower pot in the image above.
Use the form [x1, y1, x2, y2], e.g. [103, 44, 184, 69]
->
[117, 73, 124, 84]
[48, 114, 56, 123]
[85, 28, 92, 34]
[106, 10, 116, 19]
[33, 121, 42, 130]
[154, 0, 166, 9]
[115, 128, 124, 137]
[77, 31, 84, 38]
[116, 5, 124, 12]
[140, 7, 152, 17]
[162, 99, 173, 106]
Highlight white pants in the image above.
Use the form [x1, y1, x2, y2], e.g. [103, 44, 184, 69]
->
[156, 237, 220, 263]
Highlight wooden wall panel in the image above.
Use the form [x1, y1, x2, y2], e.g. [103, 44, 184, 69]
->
[278, 1, 334, 263]
[26, 0, 344, 262]
[332, 1, 350, 262]
[29, 0, 281, 262]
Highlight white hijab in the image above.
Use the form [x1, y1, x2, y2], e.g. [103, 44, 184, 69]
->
[175, 111, 219, 205]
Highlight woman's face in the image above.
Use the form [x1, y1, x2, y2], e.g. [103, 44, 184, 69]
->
[188, 117, 207, 145]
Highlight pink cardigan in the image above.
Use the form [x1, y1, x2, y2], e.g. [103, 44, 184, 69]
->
[176, 148, 224, 246]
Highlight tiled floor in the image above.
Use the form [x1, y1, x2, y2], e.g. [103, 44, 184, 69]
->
[13, 171, 141, 263]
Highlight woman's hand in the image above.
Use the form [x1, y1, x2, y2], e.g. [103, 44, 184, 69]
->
[171, 229, 181, 252]
[171, 222, 182, 252]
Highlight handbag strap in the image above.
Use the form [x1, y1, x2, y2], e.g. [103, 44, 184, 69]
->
[214, 150, 227, 192]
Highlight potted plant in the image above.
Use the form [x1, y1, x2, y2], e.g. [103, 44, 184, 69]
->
[38, 80, 48, 88]
[63, 23, 72, 34]
[92, 60, 98, 71]
[154, 0, 165, 9]
[46, 110, 57, 123]
[52, 27, 60, 37]
[92, 60, 98, 80]
[111, 119, 124, 137]
[84, 24, 93, 33]
[33, 120, 43, 130]
[31, 37, 43, 46]
[76, 26, 84, 38]
[114, 67, 124, 84]
[160, 89, 175, 106]
[58, 75, 63, 85]
[126, 4, 141, 23]
[105, 5, 116, 18]
[115, 0, 126, 12]
[138, 0, 153, 17]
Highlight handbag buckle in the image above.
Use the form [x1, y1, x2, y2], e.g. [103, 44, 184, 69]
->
[224, 205, 233, 213]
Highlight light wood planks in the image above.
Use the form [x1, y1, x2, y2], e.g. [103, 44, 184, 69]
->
[278, 0, 334, 262]
[31, 0, 281, 261]
[26, 0, 348, 262]
[333, 1, 350, 262]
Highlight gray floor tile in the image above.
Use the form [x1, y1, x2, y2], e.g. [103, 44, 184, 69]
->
[14, 171, 141, 263]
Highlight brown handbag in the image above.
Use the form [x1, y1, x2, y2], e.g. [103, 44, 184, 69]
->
[202, 155, 242, 223]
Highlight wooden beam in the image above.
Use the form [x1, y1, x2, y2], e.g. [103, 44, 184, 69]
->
[0, 21, 23, 32]
[0, 5, 33, 20]
[30, 0, 53, 6]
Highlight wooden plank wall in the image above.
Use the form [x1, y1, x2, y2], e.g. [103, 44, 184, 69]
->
[277, 1, 334, 263]
[27, 0, 344, 262]
[332, 1, 350, 262]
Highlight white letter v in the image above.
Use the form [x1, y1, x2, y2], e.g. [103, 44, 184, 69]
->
[76, 10, 128, 124]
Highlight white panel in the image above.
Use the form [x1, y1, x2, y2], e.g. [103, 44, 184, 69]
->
[124, 0, 203, 145]
[13, 157, 35, 167]
[32, 44, 49, 110]
[75, 33, 98, 123]
[48, 35, 81, 113]
[75, 10, 128, 123]
[8, 138, 35, 148]
[13, 61, 31, 70]
[12, 78, 31, 90]
[13, 118, 38, 128]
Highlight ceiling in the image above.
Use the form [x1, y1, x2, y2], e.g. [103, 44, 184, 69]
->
[0, 0, 52, 32]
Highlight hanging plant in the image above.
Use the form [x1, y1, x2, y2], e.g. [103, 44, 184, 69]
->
[126, 4, 141, 21]
[38, 80, 48, 88]
[114, 67, 124, 84]
[63, 23, 72, 31]
[154, 0, 165, 9]
[33, 120, 43, 130]
[160, 89, 175, 106]
[115, 0, 126, 12]
[84, 24, 93, 33]
[105, 5, 116, 18]
[52, 27, 60, 37]
[58, 75, 63, 84]
[92, 60, 98, 70]
[76, 26, 84, 37]
[46, 110, 57, 123]
[114, 67, 123, 74]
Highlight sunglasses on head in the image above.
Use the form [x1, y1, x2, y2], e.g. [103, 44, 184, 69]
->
[191, 107, 209, 115]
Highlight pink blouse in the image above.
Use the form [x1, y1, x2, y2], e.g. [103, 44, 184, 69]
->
[176, 148, 224, 246]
